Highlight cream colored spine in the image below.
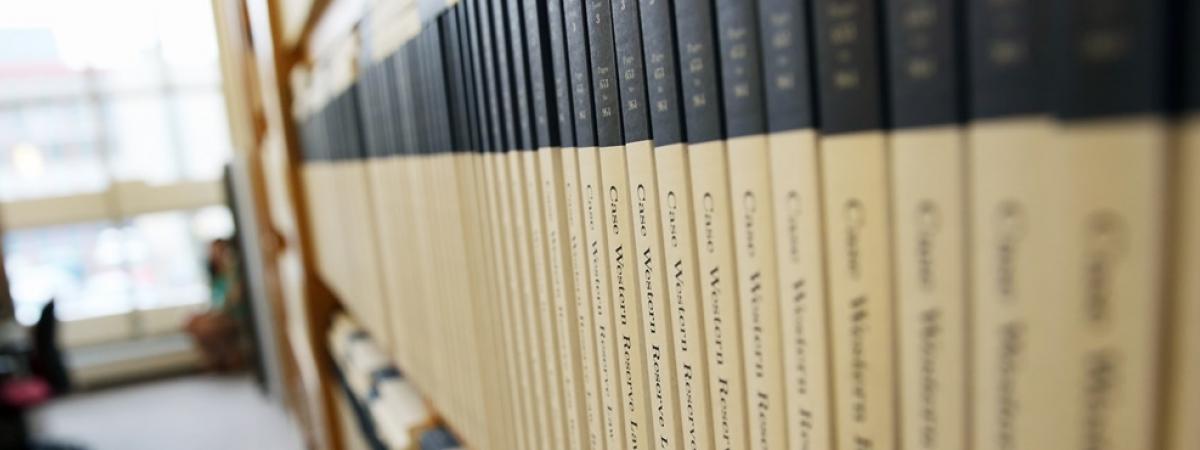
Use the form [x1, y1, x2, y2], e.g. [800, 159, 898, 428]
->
[765, 129, 833, 450]
[688, 140, 750, 450]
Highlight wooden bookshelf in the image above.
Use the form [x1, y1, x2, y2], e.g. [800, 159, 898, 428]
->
[213, 1, 469, 449]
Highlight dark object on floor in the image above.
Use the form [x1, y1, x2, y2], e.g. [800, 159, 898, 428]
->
[0, 300, 73, 449]
[0, 310, 48, 450]
[0, 404, 30, 450]
[31, 302, 70, 395]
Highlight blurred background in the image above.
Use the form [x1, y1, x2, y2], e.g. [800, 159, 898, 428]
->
[0, 0, 299, 448]
[0, 0, 453, 447]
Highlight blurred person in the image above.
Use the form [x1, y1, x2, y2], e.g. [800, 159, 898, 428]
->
[185, 239, 246, 372]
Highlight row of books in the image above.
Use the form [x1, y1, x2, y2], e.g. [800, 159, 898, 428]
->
[293, 0, 1200, 449]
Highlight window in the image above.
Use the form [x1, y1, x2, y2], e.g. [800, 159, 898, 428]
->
[0, 102, 109, 200]
[5, 221, 121, 324]
[0, 0, 235, 326]
[124, 206, 236, 311]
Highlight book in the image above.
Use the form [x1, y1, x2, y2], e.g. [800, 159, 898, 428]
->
[404, 33, 446, 412]
[500, 0, 573, 445]
[477, 7, 532, 445]
[360, 6, 422, 376]
[346, 69, 394, 365]
[966, 0, 1069, 448]
[1168, 3, 1200, 448]
[306, 91, 332, 294]
[811, 0, 897, 447]
[404, 40, 433, 394]
[711, 1, 787, 448]
[474, 0, 548, 446]
[322, 91, 350, 318]
[415, 27, 446, 424]
[464, 1, 523, 446]
[499, 0, 566, 445]
[432, 23, 486, 435]
[674, 1, 750, 448]
[429, 28, 469, 427]
[437, 25, 474, 423]
[881, 0, 968, 449]
[466, 7, 518, 443]
[443, 11, 504, 447]
[564, 0, 628, 447]
[358, 58, 406, 366]
[298, 90, 334, 326]
[543, 0, 610, 448]
[517, 0, 592, 448]
[434, 17, 506, 444]
[639, 1, 717, 449]
[1050, 0, 1170, 448]
[754, 0, 834, 448]
[384, 44, 427, 389]
[587, 0, 657, 448]
[611, 0, 685, 448]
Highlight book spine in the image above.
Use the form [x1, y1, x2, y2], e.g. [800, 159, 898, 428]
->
[1169, 4, 1200, 448]
[754, 0, 834, 448]
[965, 0, 1066, 448]
[523, 0, 592, 448]
[507, 0, 573, 446]
[360, 56, 410, 391]
[419, 39, 454, 408]
[465, 3, 529, 448]
[359, 59, 396, 364]
[303, 105, 326, 305]
[489, 0, 552, 446]
[512, 0, 570, 444]
[348, 84, 374, 342]
[430, 24, 484, 438]
[711, 2, 787, 449]
[431, 19, 464, 438]
[496, 0, 544, 448]
[1051, 0, 1170, 449]
[416, 28, 442, 423]
[328, 91, 351, 324]
[566, 0, 627, 448]
[381, 50, 420, 408]
[675, 1, 751, 449]
[411, 30, 442, 417]
[613, 0, 686, 448]
[638, 1, 717, 449]
[446, 11, 514, 448]
[419, 35, 447, 410]
[811, 0, 896, 448]
[391, 43, 424, 393]
[544, 0, 610, 448]
[589, 0, 657, 448]
[560, 137, 607, 450]
[881, 0, 968, 449]
[374, 54, 410, 378]
[379, 48, 403, 384]
[363, 65, 394, 357]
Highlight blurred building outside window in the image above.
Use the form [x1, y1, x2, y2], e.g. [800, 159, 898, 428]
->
[0, 0, 236, 326]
